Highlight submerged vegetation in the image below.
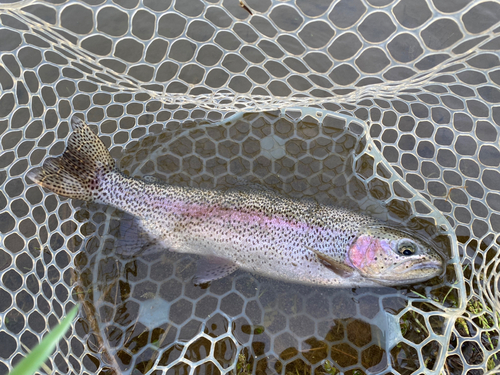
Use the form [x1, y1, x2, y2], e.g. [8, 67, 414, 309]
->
[454, 297, 500, 371]
[236, 352, 252, 375]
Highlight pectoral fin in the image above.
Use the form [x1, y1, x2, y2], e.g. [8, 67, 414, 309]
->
[193, 256, 238, 285]
[306, 246, 355, 278]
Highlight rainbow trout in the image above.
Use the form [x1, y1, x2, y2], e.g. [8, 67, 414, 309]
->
[28, 117, 443, 287]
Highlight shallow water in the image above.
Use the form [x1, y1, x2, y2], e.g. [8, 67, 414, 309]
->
[69, 109, 460, 374]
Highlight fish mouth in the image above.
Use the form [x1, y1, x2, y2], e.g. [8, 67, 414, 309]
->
[410, 261, 443, 271]
[367, 260, 443, 285]
[394, 259, 443, 275]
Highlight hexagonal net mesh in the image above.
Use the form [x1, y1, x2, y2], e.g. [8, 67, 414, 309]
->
[0, 0, 499, 374]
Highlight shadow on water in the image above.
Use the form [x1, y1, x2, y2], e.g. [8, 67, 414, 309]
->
[71, 109, 460, 374]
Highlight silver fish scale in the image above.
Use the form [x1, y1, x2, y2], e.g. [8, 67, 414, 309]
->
[98, 169, 373, 285]
[0, 0, 498, 374]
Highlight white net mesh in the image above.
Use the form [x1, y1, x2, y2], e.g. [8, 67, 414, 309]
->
[0, 0, 499, 374]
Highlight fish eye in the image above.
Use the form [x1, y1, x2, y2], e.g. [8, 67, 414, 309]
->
[397, 240, 417, 256]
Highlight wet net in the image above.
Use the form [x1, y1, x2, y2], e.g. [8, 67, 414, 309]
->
[0, 0, 499, 374]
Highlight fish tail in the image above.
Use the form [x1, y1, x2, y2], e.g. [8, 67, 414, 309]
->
[27, 116, 115, 201]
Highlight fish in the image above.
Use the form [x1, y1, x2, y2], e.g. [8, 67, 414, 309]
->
[27, 116, 444, 288]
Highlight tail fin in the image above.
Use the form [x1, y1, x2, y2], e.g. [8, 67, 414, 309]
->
[27, 116, 115, 200]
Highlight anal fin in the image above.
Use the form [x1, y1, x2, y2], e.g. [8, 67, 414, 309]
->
[116, 213, 168, 257]
[193, 256, 238, 285]
[306, 246, 355, 278]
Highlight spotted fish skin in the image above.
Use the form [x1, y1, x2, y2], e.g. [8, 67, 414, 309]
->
[99, 169, 378, 286]
[28, 117, 444, 287]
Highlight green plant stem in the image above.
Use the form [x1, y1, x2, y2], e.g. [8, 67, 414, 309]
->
[10, 305, 79, 375]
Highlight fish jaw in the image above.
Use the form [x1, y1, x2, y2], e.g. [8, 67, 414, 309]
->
[347, 234, 443, 285]
[387, 258, 443, 284]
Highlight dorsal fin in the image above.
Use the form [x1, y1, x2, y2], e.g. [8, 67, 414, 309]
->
[142, 175, 168, 185]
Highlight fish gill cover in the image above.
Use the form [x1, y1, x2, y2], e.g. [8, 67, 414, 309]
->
[0, 0, 498, 375]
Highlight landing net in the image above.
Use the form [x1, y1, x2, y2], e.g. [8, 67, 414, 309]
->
[0, 1, 499, 374]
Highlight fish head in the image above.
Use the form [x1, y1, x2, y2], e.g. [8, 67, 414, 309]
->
[347, 226, 444, 285]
